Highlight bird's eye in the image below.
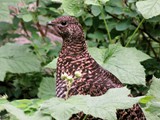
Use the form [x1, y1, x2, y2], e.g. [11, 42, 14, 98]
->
[60, 21, 67, 26]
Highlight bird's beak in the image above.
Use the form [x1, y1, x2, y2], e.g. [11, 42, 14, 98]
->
[47, 21, 61, 37]
[47, 21, 54, 26]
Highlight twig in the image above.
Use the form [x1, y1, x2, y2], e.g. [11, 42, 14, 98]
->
[36, 22, 46, 38]
[35, 0, 46, 40]
[20, 20, 30, 38]
[36, 0, 39, 7]
[142, 33, 159, 60]
[141, 25, 160, 43]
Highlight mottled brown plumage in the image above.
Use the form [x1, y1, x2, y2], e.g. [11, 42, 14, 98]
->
[48, 16, 146, 120]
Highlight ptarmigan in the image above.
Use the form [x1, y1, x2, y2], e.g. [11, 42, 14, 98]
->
[48, 16, 146, 120]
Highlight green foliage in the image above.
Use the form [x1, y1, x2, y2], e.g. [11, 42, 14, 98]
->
[0, 43, 41, 81]
[38, 77, 56, 99]
[0, 0, 160, 119]
[61, 0, 84, 16]
[11, 99, 43, 115]
[45, 58, 58, 69]
[141, 59, 160, 78]
[0, 87, 143, 120]
[89, 44, 150, 85]
[140, 77, 160, 119]
[40, 87, 142, 120]
[85, 0, 109, 6]
[136, 0, 160, 19]
[1, 103, 30, 120]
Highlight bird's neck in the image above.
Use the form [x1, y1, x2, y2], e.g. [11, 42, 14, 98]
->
[60, 37, 88, 56]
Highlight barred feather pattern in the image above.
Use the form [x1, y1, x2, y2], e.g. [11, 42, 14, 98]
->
[49, 16, 146, 120]
[56, 44, 122, 98]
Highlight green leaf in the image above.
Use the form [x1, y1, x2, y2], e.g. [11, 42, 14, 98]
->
[1, 99, 51, 120]
[88, 44, 150, 85]
[0, 98, 8, 111]
[142, 108, 160, 120]
[85, 0, 100, 5]
[30, 111, 52, 120]
[2, 103, 30, 120]
[51, 0, 62, 2]
[87, 31, 105, 40]
[0, 0, 37, 22]
[11, 99, 43, 113]
[116, 20, 131, 31]
[40, 87, 142, 120]
[41, 97, 80, 120]
[0, 99, 8, 105]
[61, 0, 84, 16]
[85, 0, 109, 5]
[22, 13, 33, 22]
[0, 22, 13, 33]
[0, 0, 21, 22]
[45, 58, 57, 69]
[84, 17, 93, 26]
[91, 5, 101, 16]
[0, 43, 41, 81]
[140, 96, 153, 104]
[105, 6, 123, 15]
[142, 78, 160, 119]
[38, 77, 56, 99]
[136, 0, 160, 19]
[147, 77, 160, 99]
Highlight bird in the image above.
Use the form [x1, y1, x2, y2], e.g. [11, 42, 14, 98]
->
[48, 16, 146, 120]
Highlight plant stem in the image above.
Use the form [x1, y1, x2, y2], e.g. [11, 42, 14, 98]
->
[125, 18, 145, 47]
[36, 22, 46, 39]
[65, 82, 72, 100]
[83, 114, 87, 120]
[98, 0, 113, 44]
[65, 85, 69, 99]
[31, 42, 46, 63]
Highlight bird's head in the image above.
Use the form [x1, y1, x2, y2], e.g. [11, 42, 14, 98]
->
[48, 16, 84, 41]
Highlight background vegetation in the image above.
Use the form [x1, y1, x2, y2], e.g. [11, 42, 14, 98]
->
[0, 0, 160, 120]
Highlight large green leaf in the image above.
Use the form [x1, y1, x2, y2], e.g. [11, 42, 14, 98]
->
[2, 103, 30, 120]
[148, 77, 160, 99]
[40, 87, 142, 120]
[61, 0, 84, 16]
[30, 111, 52, 120]
[142, 77, 160, 119]
[41, 97, 81, 120]
[142, 108, 160, 120]
[38, 77, 56, 99]
[0, 43, 41, 81]
[136, 0, 160, 19]
[88, 44, 150, 85]
[85, 0, 109, 5]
